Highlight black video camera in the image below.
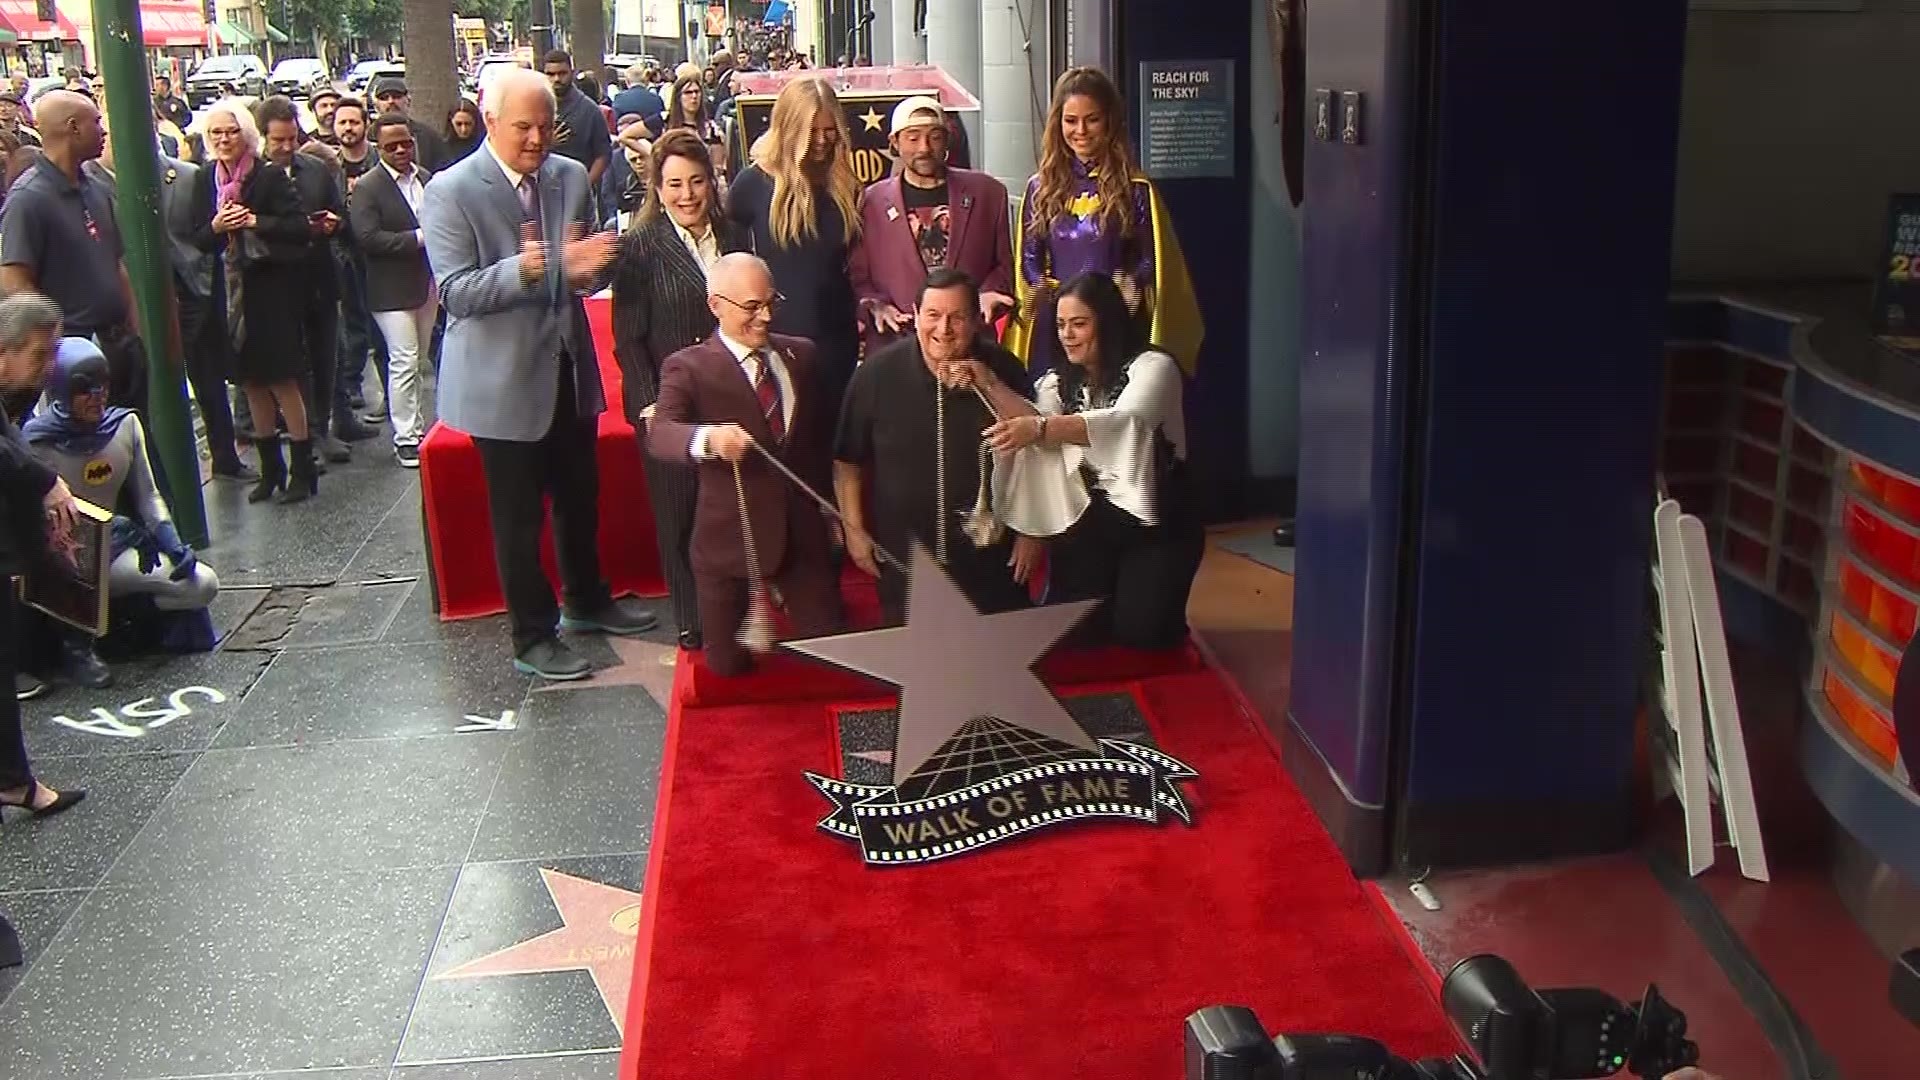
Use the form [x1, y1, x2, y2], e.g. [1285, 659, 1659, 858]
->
[1185, 954, 1699, 1080]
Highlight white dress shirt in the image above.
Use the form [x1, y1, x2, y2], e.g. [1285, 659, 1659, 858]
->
[674, 219, 723, 276]
[991, 349, 1188, 532]
[688, 331, 797, 460]
[384, 159, 427, 245]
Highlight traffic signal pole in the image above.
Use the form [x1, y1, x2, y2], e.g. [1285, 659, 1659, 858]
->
[92, 0, 209, 546]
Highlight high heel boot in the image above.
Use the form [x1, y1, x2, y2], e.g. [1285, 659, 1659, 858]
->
[248, 435, 286, 503]
[278, 438, 318, 504]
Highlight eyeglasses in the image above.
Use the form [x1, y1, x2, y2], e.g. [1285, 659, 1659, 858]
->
[207, 127, 241, 139]
[716, 292, 784, 317]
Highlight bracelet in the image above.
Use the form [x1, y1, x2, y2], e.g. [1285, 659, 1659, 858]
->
[1035, 415, 1047, 445]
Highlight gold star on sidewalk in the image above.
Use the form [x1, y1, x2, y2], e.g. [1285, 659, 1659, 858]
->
[860, 106, 885, 132]
[434, 869, 643, 1034]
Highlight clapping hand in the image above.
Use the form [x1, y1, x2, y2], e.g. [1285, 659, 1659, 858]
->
[870, 303, 912, 334]
[212, 202, 253, 234]
[519, 220, 547, 284]
[560, 223, 620, 288]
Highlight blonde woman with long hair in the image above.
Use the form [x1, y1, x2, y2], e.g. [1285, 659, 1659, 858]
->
[725, 76, 863, 403]
[1006, 67, 1202, 376]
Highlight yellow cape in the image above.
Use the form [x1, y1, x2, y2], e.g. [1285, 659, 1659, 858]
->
[1005, 176, 1206, 376]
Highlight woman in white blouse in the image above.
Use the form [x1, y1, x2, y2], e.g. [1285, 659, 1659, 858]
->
[959, 272, 1204, 649]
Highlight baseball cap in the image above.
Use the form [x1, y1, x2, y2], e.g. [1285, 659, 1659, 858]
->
[888, 95, 944, 137]
[371, 77, 409, 98]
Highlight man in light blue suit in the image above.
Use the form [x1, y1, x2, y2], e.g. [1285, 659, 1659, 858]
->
[421, 67, 657, 680]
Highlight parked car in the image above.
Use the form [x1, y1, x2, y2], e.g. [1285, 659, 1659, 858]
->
[346, 60, 404, 95]
[268, 57, 330, 99]
[185, 55, 267, 108]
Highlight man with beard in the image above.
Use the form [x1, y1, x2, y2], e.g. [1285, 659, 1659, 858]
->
[543, 50, 612, 197]
[370, 77, 450, 171]
[834, 268, 1039, 625]
[331, 97, 386, 422]
[259, 96, 357, 465]
[309, 88, 342, 144]
[850, 97, 1015, 349]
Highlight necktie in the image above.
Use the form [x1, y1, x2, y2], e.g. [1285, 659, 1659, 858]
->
[751, 352, 784, 443]
[516, 175, 540, 238]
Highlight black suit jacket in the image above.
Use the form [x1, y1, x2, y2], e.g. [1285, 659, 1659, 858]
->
[609, 214, 750, 425]
[283, 153, 344, 301]
[348, 161, 434, 312]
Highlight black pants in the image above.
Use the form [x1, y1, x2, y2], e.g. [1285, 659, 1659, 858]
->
[1049, 493, 1205, 650]
[302, 288, 340, 436]
[180, 288, 241, 470]
[470, 361, 610, 653]
[340, 257, 388, 401]
[876, 528, 1031, 626]
[0, 588, 32, 792]
[95, 324, 148, 413]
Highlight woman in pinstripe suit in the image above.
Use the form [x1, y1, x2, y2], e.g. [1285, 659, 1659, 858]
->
[612, 129, 751, 649]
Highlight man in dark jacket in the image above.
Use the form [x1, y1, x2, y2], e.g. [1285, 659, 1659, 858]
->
[258, 95, 358, 465]
[369, 77, 450, 172]
[0, 292, 85, 786]
[0, 291, 86, 978]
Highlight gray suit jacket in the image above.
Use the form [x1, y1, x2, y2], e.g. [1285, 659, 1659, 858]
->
[85, 156, 211, 299]
[420, 147, 605, 443]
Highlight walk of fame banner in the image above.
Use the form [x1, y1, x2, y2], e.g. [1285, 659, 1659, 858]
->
[19, 495, 113, 636]
[806, 740, 1198, 865]
[728, 89, 974, 186]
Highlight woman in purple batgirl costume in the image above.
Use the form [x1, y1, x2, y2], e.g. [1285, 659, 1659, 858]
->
[1006, 67, 1202, 376]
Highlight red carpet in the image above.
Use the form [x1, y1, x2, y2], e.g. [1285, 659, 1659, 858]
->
[619, 660, 1464, 1079]
[420, 297, 667, 620]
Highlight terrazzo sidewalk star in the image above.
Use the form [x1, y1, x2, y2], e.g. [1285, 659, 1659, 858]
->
[436, 869, 642, 1032]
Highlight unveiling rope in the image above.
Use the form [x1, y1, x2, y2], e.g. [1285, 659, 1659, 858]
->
[731, 460, 777, 653]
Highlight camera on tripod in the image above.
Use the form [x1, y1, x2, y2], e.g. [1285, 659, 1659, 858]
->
[1185, 954, 1700, 1080]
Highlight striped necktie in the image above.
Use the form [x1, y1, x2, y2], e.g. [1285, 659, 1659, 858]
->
[751, 352, 784, 443]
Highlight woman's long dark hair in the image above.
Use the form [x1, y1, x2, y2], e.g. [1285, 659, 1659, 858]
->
[1053, 271, 1148, 409]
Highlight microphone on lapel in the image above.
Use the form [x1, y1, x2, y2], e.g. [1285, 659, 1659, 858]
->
[961, 194, 973, 210]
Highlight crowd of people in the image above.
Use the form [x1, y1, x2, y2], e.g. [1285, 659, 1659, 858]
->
[0, 54, 1207, 859]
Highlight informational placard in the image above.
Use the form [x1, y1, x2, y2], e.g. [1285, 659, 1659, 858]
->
[1871, 193, 1920, 349]
[1138, 59, 1235, 180]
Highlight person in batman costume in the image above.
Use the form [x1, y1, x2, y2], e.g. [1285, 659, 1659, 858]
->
[21, 339, 218, 683]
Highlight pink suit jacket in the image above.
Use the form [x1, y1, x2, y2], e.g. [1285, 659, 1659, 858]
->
[848, 167, 1015, 324]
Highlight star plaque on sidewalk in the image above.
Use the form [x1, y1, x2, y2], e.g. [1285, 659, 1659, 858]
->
[787, 544, 1198, 866]
[434, 869, 642, 1033]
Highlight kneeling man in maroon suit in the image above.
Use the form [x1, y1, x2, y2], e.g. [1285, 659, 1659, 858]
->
[647, 253, 844, 675]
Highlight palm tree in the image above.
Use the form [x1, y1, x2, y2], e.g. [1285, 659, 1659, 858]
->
[570, 0, 604, 88]
[402, 0, 460, 136]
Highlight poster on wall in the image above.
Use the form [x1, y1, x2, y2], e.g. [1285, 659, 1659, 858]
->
[1871, 193, 1920, 353]
[1138, 59, 1235, 180]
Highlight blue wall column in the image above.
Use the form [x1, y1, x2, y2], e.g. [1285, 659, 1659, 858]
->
[1118, 3, 1254, 521]
[1287, 0, 1691, 873]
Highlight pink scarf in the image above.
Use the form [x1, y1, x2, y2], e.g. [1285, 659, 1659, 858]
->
[214, 151, 255, 209]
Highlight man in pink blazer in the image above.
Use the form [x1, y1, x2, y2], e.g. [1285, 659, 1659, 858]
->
[848, 96, 1016, 348]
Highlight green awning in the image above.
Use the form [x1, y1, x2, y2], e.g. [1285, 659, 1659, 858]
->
[0, 27, 18, 46]
[264, 22, 289, 43]
[214, 21, 257, 46]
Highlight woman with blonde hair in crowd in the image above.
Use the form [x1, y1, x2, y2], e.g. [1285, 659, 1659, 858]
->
[188, 97, 317, 504]
[726, 76, 863, 405]
[1006, 66, 1202, 376]
[610, 128, 750, 648]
